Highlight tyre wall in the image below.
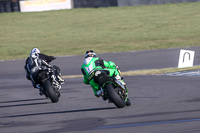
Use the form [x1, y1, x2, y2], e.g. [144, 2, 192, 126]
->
[73, 0, 200, 8]
[73, 0, 117, 8]
[0, 0, 20, 13]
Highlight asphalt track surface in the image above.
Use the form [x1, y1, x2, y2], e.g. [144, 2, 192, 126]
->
[1, 47, 200, 133]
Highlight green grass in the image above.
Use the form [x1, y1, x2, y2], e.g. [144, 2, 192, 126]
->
[0, 2, 200, 60]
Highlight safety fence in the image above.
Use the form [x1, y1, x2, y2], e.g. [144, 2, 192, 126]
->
[0, 0, 200, 13]
[0, 0, 20, 13]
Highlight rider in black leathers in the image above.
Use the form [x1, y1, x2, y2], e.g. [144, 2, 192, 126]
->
[24, 48, 64, 89]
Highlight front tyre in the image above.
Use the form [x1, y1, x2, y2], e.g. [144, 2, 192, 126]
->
[43, 80, 59, 103]
[104, 84, 125, 108]
[56, 91, 61, 98]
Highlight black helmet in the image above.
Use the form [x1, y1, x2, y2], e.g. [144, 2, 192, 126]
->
[85, 50, 97, 58]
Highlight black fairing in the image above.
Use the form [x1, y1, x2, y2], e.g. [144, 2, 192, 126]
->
[94, 70, 109, 86]
[37, 70, 49, 83]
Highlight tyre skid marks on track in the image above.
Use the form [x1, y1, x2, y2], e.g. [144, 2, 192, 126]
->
[94, 118, 200, 130]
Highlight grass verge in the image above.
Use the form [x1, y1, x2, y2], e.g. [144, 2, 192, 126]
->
[0, 2, 200, 60]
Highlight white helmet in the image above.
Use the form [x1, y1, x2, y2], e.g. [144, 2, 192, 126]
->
[30, 48, 40, 59]
[31, 48, 40, 54]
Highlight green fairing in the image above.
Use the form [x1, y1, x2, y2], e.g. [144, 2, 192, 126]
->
[81, 57, 128, 98]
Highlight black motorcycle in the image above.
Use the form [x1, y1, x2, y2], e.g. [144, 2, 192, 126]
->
[36, 67, 61, 103]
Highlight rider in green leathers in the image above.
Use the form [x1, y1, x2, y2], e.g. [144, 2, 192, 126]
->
[81, 50, 131, 105]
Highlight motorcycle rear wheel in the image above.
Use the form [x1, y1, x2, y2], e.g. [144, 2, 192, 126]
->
[104, 84, 125, 108]
[43, 80, 59, 103]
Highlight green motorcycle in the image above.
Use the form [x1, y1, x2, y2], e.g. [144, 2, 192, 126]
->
[91, 68, 131, 108]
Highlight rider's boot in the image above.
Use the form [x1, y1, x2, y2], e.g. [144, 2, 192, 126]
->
[96, 90, 102, 96]
[31, 81, 37, 88]
[96, 90, 102, 97]
[35, 84, 43, 95]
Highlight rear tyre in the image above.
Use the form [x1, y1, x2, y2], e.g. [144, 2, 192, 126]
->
[43, 80, 59, 103]
[104, 84, 125, 108]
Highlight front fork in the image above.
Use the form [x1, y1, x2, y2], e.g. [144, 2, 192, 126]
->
[114, 76, 128, 102]
[51, 74, 61, 90]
